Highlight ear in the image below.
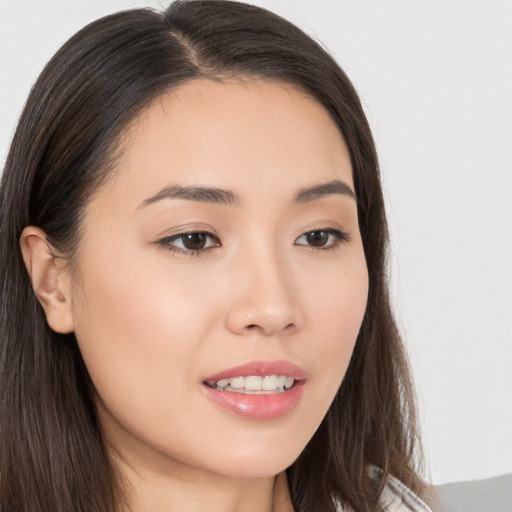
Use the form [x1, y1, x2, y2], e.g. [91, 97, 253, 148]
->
[19, 227, 74, 334]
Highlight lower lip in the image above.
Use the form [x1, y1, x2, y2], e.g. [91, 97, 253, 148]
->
[201, 382, 305, 420]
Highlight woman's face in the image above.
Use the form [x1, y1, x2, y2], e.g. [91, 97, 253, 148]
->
[68, 79, 368, 479]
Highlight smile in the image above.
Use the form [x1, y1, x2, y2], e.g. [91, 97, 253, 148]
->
[201, 360, 306, 420]
[205, 375, 296, 394]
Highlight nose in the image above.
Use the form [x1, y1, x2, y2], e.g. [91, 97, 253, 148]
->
[224, 246, 303, 337]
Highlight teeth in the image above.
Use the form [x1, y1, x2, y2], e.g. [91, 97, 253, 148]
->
[245, 376, 262, 391]
[229, 377, 244, 389]
[212, 375, 296, 393]
[284, 376, 294, 389]
[276, 375, 287, 389]
[262, 375, 278, 390]
[216, 378, 230, 388]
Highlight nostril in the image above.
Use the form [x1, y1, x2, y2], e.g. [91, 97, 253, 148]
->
[244, 322, 296, 335]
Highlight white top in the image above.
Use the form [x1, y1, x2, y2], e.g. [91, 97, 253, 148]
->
[335, 471, 433, 512]
[378, 473, 432, 512]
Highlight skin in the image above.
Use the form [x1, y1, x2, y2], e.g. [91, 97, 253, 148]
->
[21, 80, 369, 512]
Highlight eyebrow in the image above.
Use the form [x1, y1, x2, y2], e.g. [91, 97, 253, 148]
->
[293, 179, 356, 203]
[140, 185, 240, 208]
[139, 179, 356, 209]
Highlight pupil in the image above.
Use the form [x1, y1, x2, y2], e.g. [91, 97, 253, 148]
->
[306, 231, 328, 247]
[183, 233, 206, 250]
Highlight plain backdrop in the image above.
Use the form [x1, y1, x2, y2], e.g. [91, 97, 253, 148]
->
[1, 0, 511, 486]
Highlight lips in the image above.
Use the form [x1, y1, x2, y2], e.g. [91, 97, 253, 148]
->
[201, 360, 306, 420]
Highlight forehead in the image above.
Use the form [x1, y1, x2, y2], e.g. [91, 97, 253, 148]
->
[98, 78, 353, 209]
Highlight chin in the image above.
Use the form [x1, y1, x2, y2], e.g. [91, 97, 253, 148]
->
[194, 436, 307, 480]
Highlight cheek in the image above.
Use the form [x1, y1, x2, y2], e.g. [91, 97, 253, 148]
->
[70, 247, 221, 419]
[301, 254, 368, 396]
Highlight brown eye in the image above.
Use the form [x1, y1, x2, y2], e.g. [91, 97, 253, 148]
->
[305, 231, 329, 247]
[294, 228, 350, 250]
[181, 233, 208, 250]
[156, 231, 221, 255]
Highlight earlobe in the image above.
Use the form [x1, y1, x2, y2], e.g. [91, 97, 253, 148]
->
[19, 227, 74, 334]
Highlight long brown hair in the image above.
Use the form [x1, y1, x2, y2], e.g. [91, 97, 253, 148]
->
[0, 1, 426, 510]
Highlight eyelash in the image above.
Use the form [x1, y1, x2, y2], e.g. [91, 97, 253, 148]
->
[154, 230, 221, 257]
[295, 228, 350, 251]
[155, 228, 350, 257]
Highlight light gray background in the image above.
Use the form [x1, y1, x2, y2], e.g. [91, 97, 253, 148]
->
[1, 0, 511, 485]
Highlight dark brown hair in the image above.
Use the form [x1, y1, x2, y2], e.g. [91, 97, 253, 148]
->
[0, 1, 426, 510]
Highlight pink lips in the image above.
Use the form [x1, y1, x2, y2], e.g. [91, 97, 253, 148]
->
[201, 360, 306, 420]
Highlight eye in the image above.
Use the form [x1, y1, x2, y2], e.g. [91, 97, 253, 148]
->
[155, 231, 221, 255]
[294, 228, 350, 250]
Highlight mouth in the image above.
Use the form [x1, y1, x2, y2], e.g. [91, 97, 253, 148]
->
[204, 374, 298, 394]
[201, 360, 306, 420]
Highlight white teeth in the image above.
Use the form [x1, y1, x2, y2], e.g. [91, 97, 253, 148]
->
[212, 375, 296, 393]
[262, 375, 278, 390]
[229, 377, 245, 389]
[244, 376, 262, 391]
[276, 375, 287, 389]
[284, 376, 295, 389]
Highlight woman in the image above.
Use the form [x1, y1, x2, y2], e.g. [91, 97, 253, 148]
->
[0, 1, 432, 510]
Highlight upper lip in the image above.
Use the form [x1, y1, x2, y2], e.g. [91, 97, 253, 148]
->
[203, 360, 307, 384]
